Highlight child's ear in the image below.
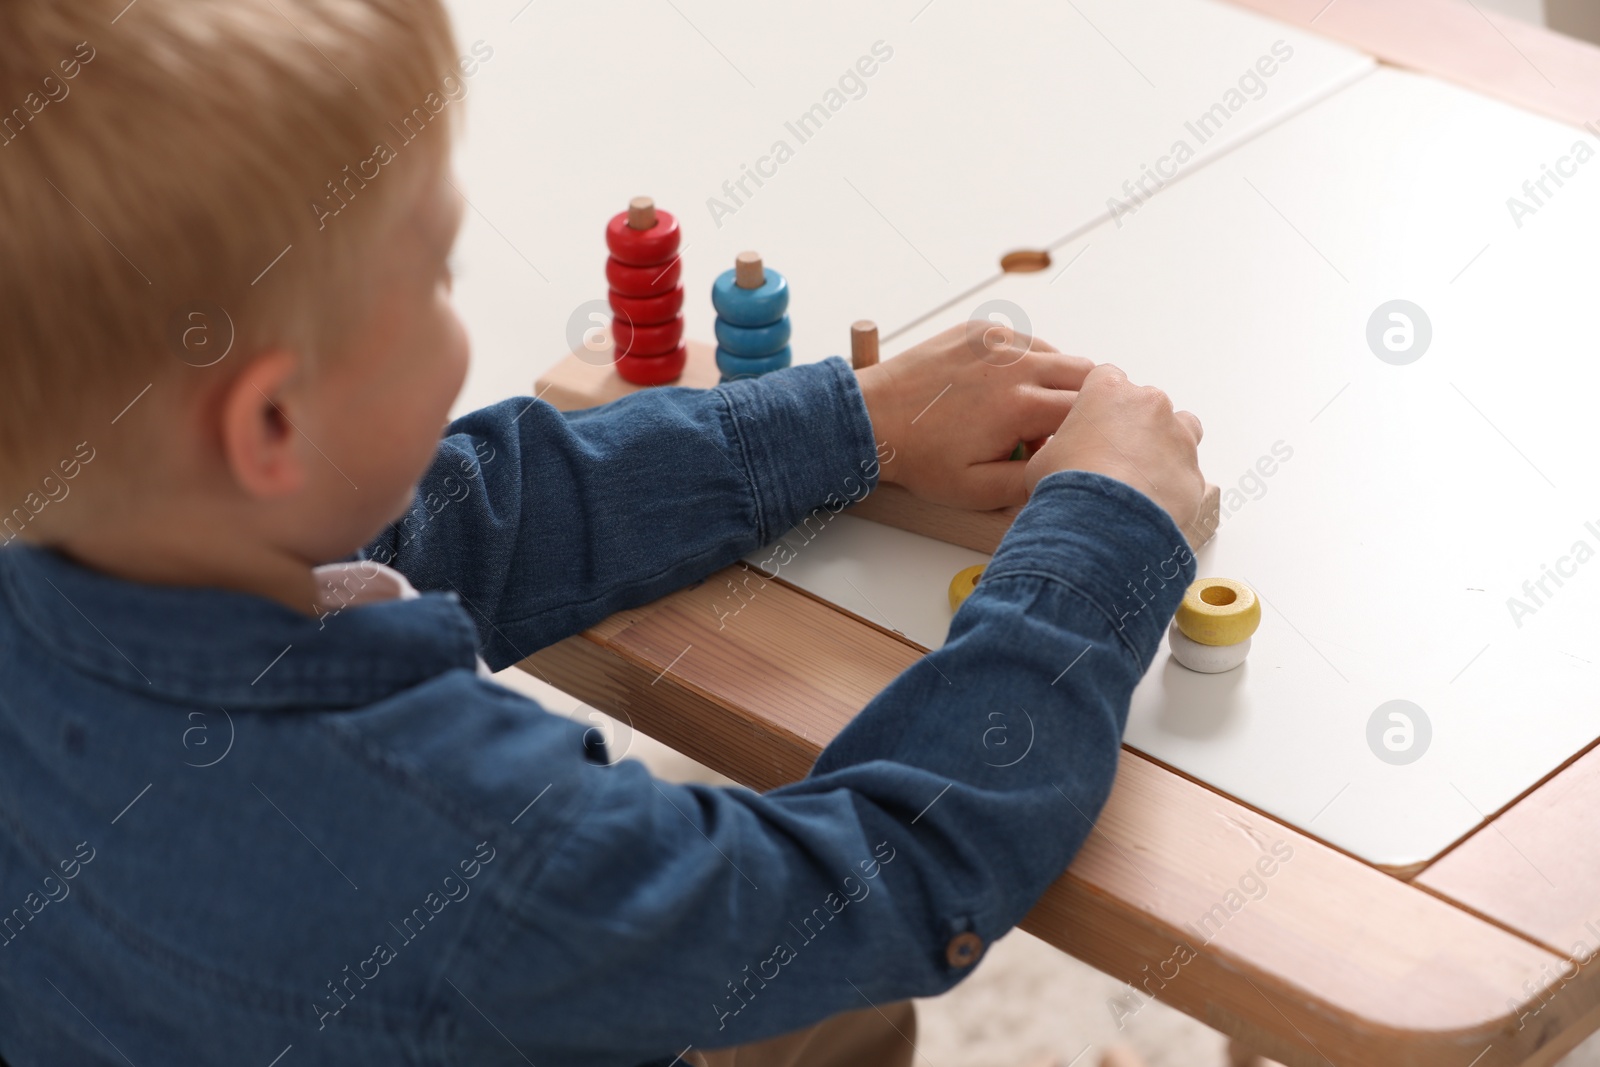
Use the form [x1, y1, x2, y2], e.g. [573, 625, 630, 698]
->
[218, 348, 307, 499]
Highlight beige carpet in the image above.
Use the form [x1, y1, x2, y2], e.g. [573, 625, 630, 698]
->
[499, 668, 1600, 1067]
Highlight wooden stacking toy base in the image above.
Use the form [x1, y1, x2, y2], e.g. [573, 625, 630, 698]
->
[537, 341, 720, 411]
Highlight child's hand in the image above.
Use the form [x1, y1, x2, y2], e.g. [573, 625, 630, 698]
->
[856, 322, 1094, 510]
[1023, 363, 1213, 544]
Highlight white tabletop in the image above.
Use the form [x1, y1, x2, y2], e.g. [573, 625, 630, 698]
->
[771, 66, 1600, 868]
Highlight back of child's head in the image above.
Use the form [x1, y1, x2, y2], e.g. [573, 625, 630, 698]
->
[0, 0, 460, 533]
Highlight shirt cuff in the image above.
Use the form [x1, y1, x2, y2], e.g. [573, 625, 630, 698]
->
[984, 470, 1198, 666]
[715, 357, 882, 546]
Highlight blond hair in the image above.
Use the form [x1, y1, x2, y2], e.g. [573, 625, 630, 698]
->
[0, 0, 462, 506]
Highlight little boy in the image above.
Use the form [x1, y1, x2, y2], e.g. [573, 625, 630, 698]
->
[0, 1, 1208, 1064]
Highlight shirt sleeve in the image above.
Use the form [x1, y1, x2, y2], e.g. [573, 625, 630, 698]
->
[362, 358, 882, 671]
[423, 470, 1196, 1065]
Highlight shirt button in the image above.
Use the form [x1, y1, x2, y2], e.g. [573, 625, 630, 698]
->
[945, 931, 984, 968]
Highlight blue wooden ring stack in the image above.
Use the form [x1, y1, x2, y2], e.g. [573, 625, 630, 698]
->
[712, 263, 791, 381]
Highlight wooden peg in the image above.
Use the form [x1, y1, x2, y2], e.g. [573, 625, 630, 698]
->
[734, 251, 765, 289]
[850, 320, 879, 370]
[626, 196, 656, 230]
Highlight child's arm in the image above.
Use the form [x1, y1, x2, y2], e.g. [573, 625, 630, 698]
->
[363, 356, 882, 666]
[365, 463, 1194, 1062]
[339, 360, 1205, 1059]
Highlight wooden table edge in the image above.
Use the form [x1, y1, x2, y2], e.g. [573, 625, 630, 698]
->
[517, 570, 1600, 1066]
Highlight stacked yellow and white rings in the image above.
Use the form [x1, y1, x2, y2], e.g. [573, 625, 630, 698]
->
[1168, 578, 1259, 674]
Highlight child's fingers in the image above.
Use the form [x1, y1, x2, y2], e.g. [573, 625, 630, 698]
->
[1182, 482, 1222, 549]
[958, 458, 1032, 510]
[1028, 351, 1094, 391]
[1013, 384, 1078, 441]
[1079, 361, 1129, 392]
[1176, 409, 1203, 444]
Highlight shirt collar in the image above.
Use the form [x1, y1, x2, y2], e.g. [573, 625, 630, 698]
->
[0, 545, 483, 709]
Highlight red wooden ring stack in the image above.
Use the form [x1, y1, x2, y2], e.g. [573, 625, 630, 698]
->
[606, 198, 686, 385]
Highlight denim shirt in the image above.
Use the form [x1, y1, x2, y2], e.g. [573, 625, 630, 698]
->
[0, 357, 1194, 1066]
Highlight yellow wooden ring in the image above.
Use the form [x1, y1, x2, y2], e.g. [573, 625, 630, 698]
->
[1173, 577, 1259, 646]
[948, 564, 985, 612]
